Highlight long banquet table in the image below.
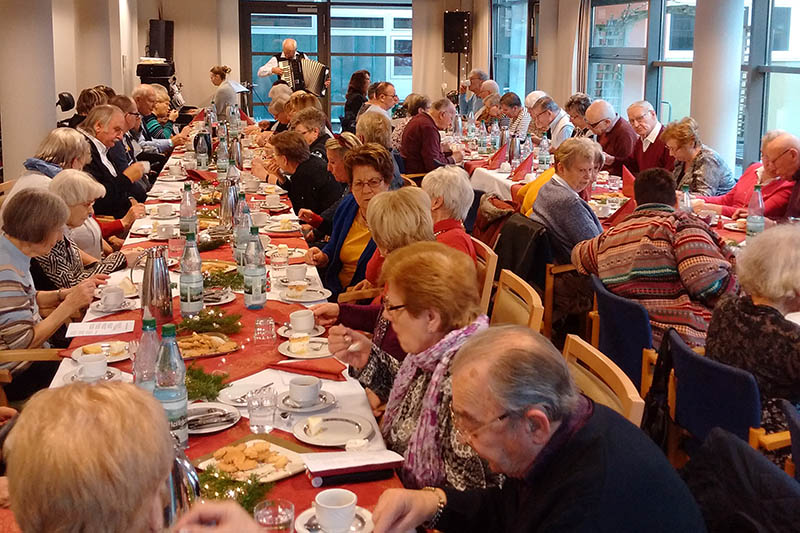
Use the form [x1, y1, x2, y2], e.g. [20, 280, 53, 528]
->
[0, 151, 402, 532]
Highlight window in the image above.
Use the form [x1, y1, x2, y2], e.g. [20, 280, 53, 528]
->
[668, 13, 694, 51]
[770, 7, 791, 52]
[492, 0, 537, 97]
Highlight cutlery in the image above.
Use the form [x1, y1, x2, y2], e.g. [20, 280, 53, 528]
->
[187, 407, 226, 418]
[230, 382, 273, 403]
[188, 413, 237, 429]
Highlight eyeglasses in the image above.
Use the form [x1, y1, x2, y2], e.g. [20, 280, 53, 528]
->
[588, 117, 608, 128]
[534, 108, 550, 122]
[351, 177, 385, 190]
[628, 111, 651, 125]
[381, 93, 399, 100]
[768, 148, 794, 166]
[126, 112, 142, 118]
[450, 405, 511, 442]
[294, 126, 310, 135]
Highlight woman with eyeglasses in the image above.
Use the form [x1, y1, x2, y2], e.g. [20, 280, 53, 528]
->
[305, 143, 393, 298]
[326, 241, 501, 491]
[662, 116, 735, 196]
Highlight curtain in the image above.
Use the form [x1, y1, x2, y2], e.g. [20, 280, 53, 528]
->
[576, 0, 591, 92]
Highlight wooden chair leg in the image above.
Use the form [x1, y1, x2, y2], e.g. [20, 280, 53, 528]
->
[786, 458, 796, 479]
[543, 265, 555, 339]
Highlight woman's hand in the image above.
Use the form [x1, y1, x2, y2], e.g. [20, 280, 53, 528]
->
[250, 157, 267, 180]
[297, 208, 316, 223]
[168, 109, 179, 122]
[63, 279, 95, 312]
[348, 279, 373, 292]
[172, 501, 262, 533]
[101, 239, 113, 257]
[305, 247, 329, 267]
[328, 325, 371, 370]
[310, 303, 340, 326]
[85, 274, 110, 286]
[121, 200, 145, 229]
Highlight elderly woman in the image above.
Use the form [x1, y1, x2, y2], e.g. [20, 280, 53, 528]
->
[298, 132, 362, 244]
[693, 130, 795, 218]
[0, 190, 94, 368]
[706, 225, 800, 465]
[531, 137, 603, 264]
[66, 87, 106, 129]
[143, 84, 178, 140]
[209, 65, 236, 116]
[5, 382, 174, 532]
[356, 111, 404, 189]
[476, 92, 501, 125]
[391, 94, 430, 151]
[328, 241, 499, 490]
[662, 117, 735, 196]
[306, 143, 393, 297]
[565, 92, 595, 139]
[30, 171, 137, 292]
[422, 166, 477, 261]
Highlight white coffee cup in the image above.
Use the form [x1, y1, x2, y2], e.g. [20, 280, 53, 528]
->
[77, 353, 107, 381]
[141, 161, 151, 174]
[314, 489, 357, 533]
[169, 163, 182, 175]
[183, 159, 197, 170]
[289, 309, 315, 333]
[286, 264, 307, 282]
[157, 224, 176, 240]
[598, 170, 610, 181]
[289, 375, 322, 407]
[598, 203, 611, 217]
[243, 179, 260, 193]
[251, 211, 269, 227]
[157, 204, 174, 218]
[100, 286, 125, 308]
[264, 194, 281, 207]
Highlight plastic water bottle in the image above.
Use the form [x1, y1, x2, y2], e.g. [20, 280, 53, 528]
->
[746, 184, 765, 237]
[679, 184, 693, 213]
[489, 121, 501, 151]
[477, 122, 488, 152]
[538, 137, 550, 168]
[234, 197, 253, 273]
[467, 111, 477, 138]
[243, 226, 267, 309]
[155, 324, 188, 448]
[179, 183, 197, 238]
[521, 134, 533, 159]
[179, 233, 204, 317]
[216, 135, 229, 173]
[134, 317, 159, 393]
[196, 133, 209, 170]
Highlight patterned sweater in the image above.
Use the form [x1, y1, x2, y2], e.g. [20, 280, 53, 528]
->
[32, 235, 126, 291]
[673, 145, 735, 196]
[571, 204, 739, 347]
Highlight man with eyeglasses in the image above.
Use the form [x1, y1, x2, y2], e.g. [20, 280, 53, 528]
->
[458, 69, 489, 116]
[585, 99, 637, 177]
[762, 132, 800, 220]
[623, 100, 674, 175]
[530, 95, 574, 149]
[363, 82, 398, 119]
[400, 98, 464, 174]
[370, 325, 706, 533]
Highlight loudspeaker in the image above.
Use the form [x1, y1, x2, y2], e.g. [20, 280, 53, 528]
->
[148, 19, 174, 61]
[443, 11, 471, 53]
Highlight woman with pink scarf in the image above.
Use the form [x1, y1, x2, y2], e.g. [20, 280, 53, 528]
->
[328, 242, 501, 491]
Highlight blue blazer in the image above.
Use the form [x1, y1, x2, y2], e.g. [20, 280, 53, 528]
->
[322, 194, 376, 298]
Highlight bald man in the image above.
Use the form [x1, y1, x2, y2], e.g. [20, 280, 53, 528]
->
[623, 100, 675, 175]
[257, 38, 307, 78]
[762, 132, 800, 219]
[585, 99, 637, 177]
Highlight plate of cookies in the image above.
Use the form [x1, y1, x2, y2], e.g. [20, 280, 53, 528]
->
[177, 332, 240, 360]
[197, 439, 306, 483]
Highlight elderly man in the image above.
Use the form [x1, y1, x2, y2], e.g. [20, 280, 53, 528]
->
[78, 104, 147, 218]
[257, 38, 306, 78]
[573, 167, 738, 348]
[762, 132, 800, 219]
[131, 84, 185, 142]
[459, 69, 489, 116]
[624, 100, 675, 174]
[475, 80, 500, 119]
[401, 98, 463, 174]
[499, 92, 531, 137]
[367, 325, 707, 532]
[530, 96, 574, 148]
[362, 82, 398, 119]
[585, 99, 637, 177]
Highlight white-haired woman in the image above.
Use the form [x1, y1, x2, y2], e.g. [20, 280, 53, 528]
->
[421, 166, 477, 261]
[706, 225, 800, 465]
[30, 170, 138, 292]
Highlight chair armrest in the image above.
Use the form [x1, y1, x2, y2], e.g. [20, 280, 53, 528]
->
[0, 370, 11, 384]
[640, 348, 658, 398]
[749, 428, 792, 451]
[0, 349, 62, 363]
[691, 346, 705, 356]
[337, 288, 382, 304]
[550, 264, 577, 275]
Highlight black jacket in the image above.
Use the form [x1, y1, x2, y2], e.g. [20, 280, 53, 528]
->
[309, 133, 331, 161]
[439, 403, 707, 533]
[283, 156, 343, 217]
[82, 134, 136, 219]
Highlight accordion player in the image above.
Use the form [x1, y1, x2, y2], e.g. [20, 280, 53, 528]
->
[278, 58, 330, 97]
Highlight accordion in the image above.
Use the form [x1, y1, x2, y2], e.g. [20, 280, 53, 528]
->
[278, 58, 330, 97]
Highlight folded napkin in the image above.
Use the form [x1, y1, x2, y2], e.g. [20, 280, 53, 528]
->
[267, 357, 347, 382]
[622, 165, 636, 198]
[185, 169, 218, 182]
[602, 197, 637, 228]
[509, 153, 535, 182]
[486, 143, 508, 170]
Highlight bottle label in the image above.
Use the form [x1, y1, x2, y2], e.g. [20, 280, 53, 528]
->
[161, 397, 188, 446]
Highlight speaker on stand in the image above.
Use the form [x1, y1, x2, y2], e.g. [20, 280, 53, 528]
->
[443, 11, 472, 113]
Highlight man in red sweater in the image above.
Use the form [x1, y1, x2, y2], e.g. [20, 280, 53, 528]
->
[624, 100, 675, 175]
[585, 99, 637, 177]
[400, 98, 463, 174]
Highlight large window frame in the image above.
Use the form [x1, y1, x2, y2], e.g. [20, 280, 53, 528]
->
[491, 0, 539, 97]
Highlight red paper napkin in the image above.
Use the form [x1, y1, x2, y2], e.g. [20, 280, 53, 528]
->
[266, 358, 347, 382]
[185, 169, 218, 182]
[486, 143, 508, 170]
[622, 165, 636, 198]
[509, 153, 534, 182]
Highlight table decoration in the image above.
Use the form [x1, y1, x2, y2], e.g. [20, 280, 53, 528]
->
[186, 363, 229, 401]
[178, 308, 243, 335]
[198, 467, 273, 513]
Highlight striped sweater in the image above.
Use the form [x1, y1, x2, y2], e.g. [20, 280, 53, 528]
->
[0, 235, 40, 372]
[571, 204, 739, 347]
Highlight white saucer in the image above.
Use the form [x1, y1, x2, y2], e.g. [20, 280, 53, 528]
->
[159, 174, 187, 182]
[63, 367, 123, 384]
[262, 202, 291, 212]
[260, 222, 301, 233]
[70, 343, 130, 364]
[203, 290, 236, 306]
[93, 284, 139, 299]
[280, 288, 332, 303]
[292, 413, 374, 447]
[277, 390, 336, 413]
[278, 338, 331, 359]
[147, 232, 179, 241]
[89, 300, 136, 314]
[277, 324, 325, 338]
[266, 246, 306, 260]
[294, 506, 373, 533]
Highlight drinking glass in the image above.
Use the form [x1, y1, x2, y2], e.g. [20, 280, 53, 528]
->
[254, 499, 294, 531]
[254, 317, 277, 346]
[247, 387, 277, 434]
[168, 237, 186, 259]
[270, 253, 289, 272]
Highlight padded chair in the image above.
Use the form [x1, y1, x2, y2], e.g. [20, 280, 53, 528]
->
[0, 348, 62, 406]
[470, 236, 498, 315]
[562, 334, 644, 425]
[590, 275, 656, 393]
[780, 399, 800, 480]
[490, 269, 543, 332]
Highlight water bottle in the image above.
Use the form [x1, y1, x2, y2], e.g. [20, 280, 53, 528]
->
[234, 197, 252, 273]
[680, 184, 693, 213]
[179, 183, 197, 238]
[538, 137, 550, 168]
[196, 132, 209, 170]
[477, 122, 488, 152]
[179, 233, 204, 317]
[746, 184, 765, 237]
[522, 134, 533, 159]
[134, 317, 159, 393]
[216, 135, 229, 173]
[229, 135, 242, 169]
[467, 111, 477, 138]
[243, 226, 267, 309]
[489, 121, 501, 151]
[155, 323, 188, 448]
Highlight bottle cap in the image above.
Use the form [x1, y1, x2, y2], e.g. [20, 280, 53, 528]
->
[162, 324, 176, 337]
[143, 318, 157, 330]
[250, 226, 258, 235]
[184, 183, 191, 190]
[186, 233, 196, 241]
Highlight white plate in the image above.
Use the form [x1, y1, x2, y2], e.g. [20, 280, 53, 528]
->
[196, 439, 305, 483]
[89, 299, 136, 314]
[292, 413, 374, 447]
[71, 343, 130, 364]
[203, 290, 236, 306]
[280, 288, 332, 303]
[159, 174, 187, 182]
[218, 383, 269, 407]
[149, 212, 179, 220]
[278, 338, 331, 359]
[277, 390, 336, 413]
[261, 202, 291, 212]
[295, 506, 374, 533]
[260, 222, 301, 233]
[266, 247, 306, 260]
[277, 324, 325, 338]
[187, 401, 241, 435]
[275, 276, 315, 286]
[724, 222, 747, 233]
[129, 225, 154, 236]
[259, 186, 287, 195]
[147, 232, 179, 241]
[63, 367, 123, 384]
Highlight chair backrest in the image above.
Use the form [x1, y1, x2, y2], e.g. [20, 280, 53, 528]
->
[337, 287, 382, 304]
[590, 275, 653, 391]
[492, 213, 552, 288]
[393, 149, 406, 174]
[470, 236, 498, 315]
[0, 179, 18, 209]
[562, 334, 645, 425]
[490, 269, 543, 332]
[464, 189, 484, 234]
[780, 399, 800, 481]
[669, 329, 761, 442]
